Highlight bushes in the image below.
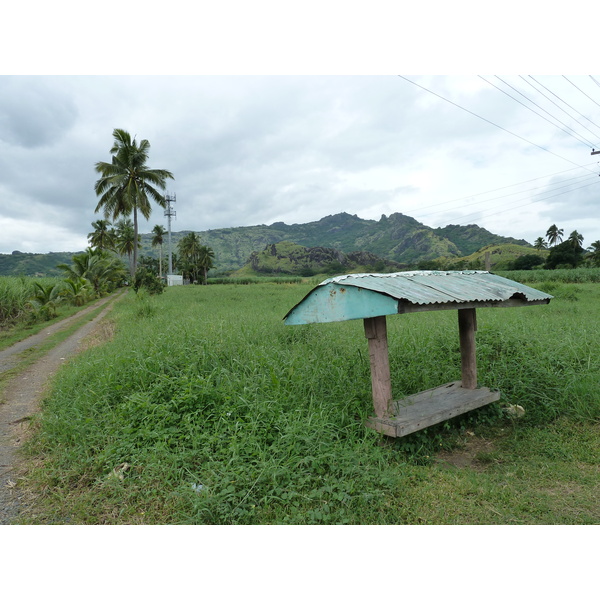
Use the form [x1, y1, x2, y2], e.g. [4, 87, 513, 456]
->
[133, 267, 166, 295]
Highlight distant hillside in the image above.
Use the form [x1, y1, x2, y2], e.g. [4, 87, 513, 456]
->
[0, 251, 80, 277]
[139, 212, 530, 272]
[0, 212, 531, 277]
[237, 241, 405, 276]
[435, 224, 530, 257]
[448, 244, 549, 271]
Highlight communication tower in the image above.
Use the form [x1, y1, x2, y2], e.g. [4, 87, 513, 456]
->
[164, 192, 176, 275]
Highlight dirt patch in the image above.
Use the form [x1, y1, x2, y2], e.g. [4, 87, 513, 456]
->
[78, 319, 116, 353]
[435, 433, 498, 471]
[0, 293, 122, 524]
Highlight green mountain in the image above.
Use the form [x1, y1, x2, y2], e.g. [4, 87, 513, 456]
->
[139, 212, 529, 273]
[238, 241, 404, 276]
[434, 224, 529, 257]
[0, 212, 531, 277]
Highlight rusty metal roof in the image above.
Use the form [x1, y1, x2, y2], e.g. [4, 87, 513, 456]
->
[284, 271, 553, 324]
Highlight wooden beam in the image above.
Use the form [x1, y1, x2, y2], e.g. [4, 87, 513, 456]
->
[365, 381, 500, 437]
[458, 308, 477, 389]
[364, 316, 393, 418]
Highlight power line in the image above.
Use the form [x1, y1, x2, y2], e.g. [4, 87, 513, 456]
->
[412, 171, 597, 220]
[590, 75, 600, 90]
[407, 162, 597, 215]
[562, 75, 600, 110]
[529, 76, 600, 137]
[478, 75, 596, 148]
[397, 75, 596, 172]
[521, 76, 600, 143]
[449, 179, 600, 227]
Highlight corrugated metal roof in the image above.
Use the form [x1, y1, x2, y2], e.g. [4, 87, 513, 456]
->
[284, 271, 552, 324]
[320, 270, 552, 305]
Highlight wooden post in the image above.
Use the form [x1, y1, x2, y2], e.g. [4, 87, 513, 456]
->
[364, 316, 393, 418]
[457, 308, 477, 389]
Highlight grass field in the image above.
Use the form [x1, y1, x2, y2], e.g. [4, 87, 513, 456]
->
[22, 280, 600, 524]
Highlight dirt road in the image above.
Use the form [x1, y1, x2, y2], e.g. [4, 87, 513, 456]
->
[0, 292, 123, 524]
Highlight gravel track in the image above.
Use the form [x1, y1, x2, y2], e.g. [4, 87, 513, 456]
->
[0, 292, 123, 524]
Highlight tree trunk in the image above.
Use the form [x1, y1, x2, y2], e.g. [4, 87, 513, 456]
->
[132, 208, 139, 277]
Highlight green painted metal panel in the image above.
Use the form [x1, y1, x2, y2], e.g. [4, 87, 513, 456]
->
[284, 282, 398, 324]
[283, 270, 553, 325]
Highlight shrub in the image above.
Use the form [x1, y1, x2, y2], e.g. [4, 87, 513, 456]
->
[512, 254, 545, 271]
[133, 267, 166, 295]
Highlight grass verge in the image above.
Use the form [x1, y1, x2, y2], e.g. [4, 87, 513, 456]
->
[19, 282, 600, 524]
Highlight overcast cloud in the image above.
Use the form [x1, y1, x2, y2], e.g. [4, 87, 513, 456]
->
[1, 73, 600, 254]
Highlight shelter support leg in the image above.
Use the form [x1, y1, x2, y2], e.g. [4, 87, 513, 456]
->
[364, 316, 393, 418]
[458, 308, 477, 390]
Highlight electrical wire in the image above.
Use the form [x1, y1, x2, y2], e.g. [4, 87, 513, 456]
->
[479, 75, 596, 148]
[412, 171, 597, 220]
[397, 75, 597, 173]
[590, 75, 600, 90]
[520, 76, 600, 143]
[562, 76, 600, 110]
[405, 162, 598, 216]
[444, 179, 600, 227]
[528, 76, 600, 137]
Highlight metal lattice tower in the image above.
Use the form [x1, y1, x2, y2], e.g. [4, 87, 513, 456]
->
[164, 192, 176, 275]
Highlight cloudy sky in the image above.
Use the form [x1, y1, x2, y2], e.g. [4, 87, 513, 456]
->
[3, 5, 600, 255]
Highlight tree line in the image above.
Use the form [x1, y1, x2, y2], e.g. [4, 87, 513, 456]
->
[523, 224, 600, 270]
[88, 219, 215, 285]
[89, 128, 215, 291]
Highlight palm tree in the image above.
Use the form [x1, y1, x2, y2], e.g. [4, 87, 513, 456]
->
[587, 241, 600, 266]
[545, 224, 564, 247]
[533, 237, 548, 251]
[59, 277, 94, 306]
[27, 281, 62, 320]
[114, 218, 140, 279]
[88, 219, 115, 251]
[178, 232, 203, 282]
[568, 230, 584, 249]
[94, 128, 174, 275]
[152, 224, 167, 279]
[198, 245, 215, 284]
[57, 248, 126, 295]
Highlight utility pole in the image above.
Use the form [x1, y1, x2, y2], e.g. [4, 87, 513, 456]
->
[164, 192, 176, 275]
[591, 148, 600, 155]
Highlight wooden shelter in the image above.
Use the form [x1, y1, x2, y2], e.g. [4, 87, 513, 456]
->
[284, 270, 552, 437]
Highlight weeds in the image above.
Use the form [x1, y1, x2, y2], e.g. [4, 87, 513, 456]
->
[22, 282, 600, 524]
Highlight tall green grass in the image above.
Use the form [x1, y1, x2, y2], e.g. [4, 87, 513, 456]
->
[0, 276, 61, 327]
[497, 266, 600, 284]
[25, 283, 600, 524]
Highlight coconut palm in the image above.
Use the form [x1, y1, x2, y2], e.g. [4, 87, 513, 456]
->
[57, 248, 126, 295]
[59, 276, 94, 306]
[88, 219, 115, 251]
[533, 237, 548, 251]
[114, 218, 141, 279]
[178, 232, 203, 282]
[27, 281, 62, 320]
[94, 128, 174, 275]
[198, 245, 215, 284]
[587, 241, 600, 266]
[545, 224, 564, 247]
[152, 224, 167, 279]
[568, 230, 584, 249]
